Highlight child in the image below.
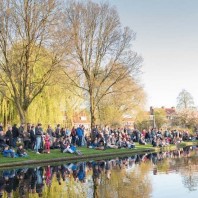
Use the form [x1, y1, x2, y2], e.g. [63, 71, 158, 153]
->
[17, 144, 28, 157]
[44, 133, 51, 153]
[3, 146, 17, 158]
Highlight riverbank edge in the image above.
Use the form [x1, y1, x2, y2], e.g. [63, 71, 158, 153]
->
[0, 141, 197, 169]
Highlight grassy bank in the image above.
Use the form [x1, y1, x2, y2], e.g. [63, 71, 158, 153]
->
[0, 144, 153, 165]
[0, 141, 197, 169]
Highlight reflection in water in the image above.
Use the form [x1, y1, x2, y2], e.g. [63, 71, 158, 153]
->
[0, 147, 197, 198]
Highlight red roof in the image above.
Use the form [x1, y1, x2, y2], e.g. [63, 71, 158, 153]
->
[165, 108, 176, 115]
[73, 111, 90, 124]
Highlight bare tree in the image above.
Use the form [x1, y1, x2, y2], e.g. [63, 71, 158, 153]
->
[173, 109, 198, 129]
[63, 1, 142, 128]
[177, 89, 195, 110]
[0, 0, 61, 123]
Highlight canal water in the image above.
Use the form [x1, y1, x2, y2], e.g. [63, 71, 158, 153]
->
[0, 148, 197, 198]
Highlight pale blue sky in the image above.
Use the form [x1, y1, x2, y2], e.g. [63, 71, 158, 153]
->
[96, 0, 198, 108]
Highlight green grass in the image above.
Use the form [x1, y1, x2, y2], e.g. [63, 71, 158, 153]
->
[0, 141, 197, 167]
[0, 144, 153, 165]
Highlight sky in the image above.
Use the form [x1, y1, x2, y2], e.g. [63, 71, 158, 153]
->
[97, 0, 198, 109]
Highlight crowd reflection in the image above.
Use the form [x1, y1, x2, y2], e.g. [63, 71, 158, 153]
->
[0, 146, 197, 198]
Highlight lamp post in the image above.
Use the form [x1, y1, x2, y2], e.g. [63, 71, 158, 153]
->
[150, 106, 156, 128]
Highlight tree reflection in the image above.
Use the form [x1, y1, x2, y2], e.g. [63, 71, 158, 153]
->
[181, 152, 198, 192]
[0, 149, 198, 198]
[93, 158, 152, 198]
[182, 175, 198, 191]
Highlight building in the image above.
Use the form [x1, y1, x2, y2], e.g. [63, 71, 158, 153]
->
[163, 107, 176, 120]
[73, 111, 90, 129]
[122, 115, 135, 128]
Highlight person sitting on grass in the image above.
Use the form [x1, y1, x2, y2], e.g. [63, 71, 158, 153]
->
[120, 138, 128, 148]
[60, 138, 82, 155]
[17, 144, 28, 157]
[158, 138, 168, 147]
[106, 137, 118, 149]
[152, 137, 158, 147]
[2, 145, 17, 158]
[88, 137, 105, 150]
[61, 138, 76, 153]
[0, 133, 7, 152]
[139, 136, 147, 145]
[86, 136, 92, 148]
[60, 138, 70, 152]
[88, 138, 97, 149]
[51, 137, 61, 149]
[62, 141, 76, 154]
[126, 138, 135, 149]
[95, 141, 105, 150]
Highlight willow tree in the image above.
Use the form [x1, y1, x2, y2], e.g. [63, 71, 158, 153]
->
[27, 83, 83, 128]
[0, 93, 17, 126]
[0, 0, 61, 123]
[63, 1, 142, 128]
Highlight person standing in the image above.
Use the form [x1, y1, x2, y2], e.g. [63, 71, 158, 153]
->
[5, 126, 13, 147]
[35, 124, 43, 154]
[76, 125, 83, 147]
[71, 126, 76, 145]
[12, 124, 19, 148]
[47, 125, 54, 146]
[103, 126, 109, 149]
[18, 123, 25, 143]
[81, 125, 86, 146]
[30, 125, 36, 151]
[46, 125, 53, 137]
[55, 124, 61, 138]
[91, 125, 99, 143]
[23, 130, 30, 150]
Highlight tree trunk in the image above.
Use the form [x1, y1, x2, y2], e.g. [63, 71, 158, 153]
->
[18, 109, 27, 124]
[90, 109, 96, 129]
[15, 100, 27, 124]
[90, 91, 96, 129]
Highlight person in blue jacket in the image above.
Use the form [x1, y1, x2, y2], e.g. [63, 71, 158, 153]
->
[3, 146, 17, 158]
[76, 125, 83, 147]
[77, 162, 86, 183]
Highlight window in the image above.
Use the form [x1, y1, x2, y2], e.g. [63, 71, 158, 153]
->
[81, 116, 87, 121]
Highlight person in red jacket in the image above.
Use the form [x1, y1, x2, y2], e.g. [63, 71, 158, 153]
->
[44, 133, 51, 153]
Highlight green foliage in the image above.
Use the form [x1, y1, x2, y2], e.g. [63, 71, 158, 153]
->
[0, 76, 84, 128]
[0, 0, 146, 126]
[98, 78, 145, 127]
[154, 108, 167, 129]
[0, 94, 19, 126]
[134, 110, 150, 131]
[26, 84, 83, 128]
[135, 120, 151, 131]
[98, 104, 123, 127]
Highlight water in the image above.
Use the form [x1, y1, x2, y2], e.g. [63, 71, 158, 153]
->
[0, 148, 197, 198]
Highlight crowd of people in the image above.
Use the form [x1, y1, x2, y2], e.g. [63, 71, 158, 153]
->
[0, 147, 197, 198]
[0, 123, 84, 156]
[0, 122, 198, 158]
